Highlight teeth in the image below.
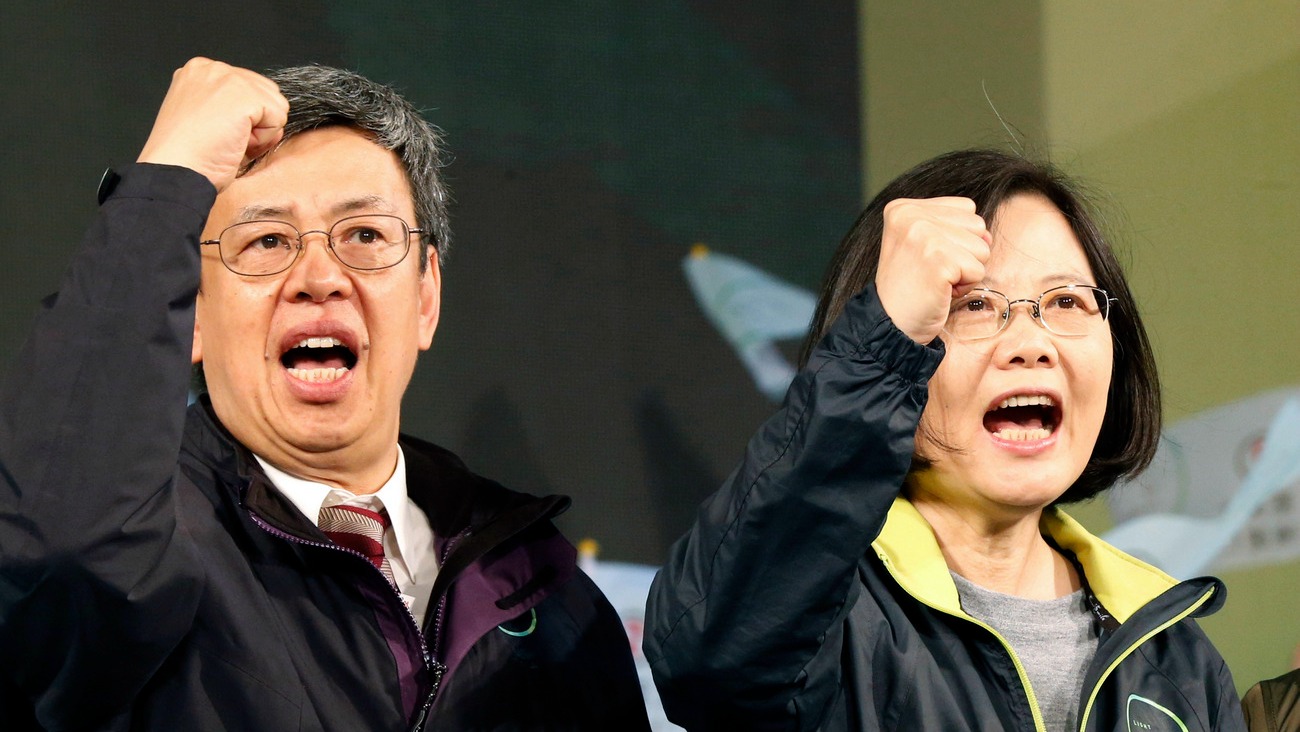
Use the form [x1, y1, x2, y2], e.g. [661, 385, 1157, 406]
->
[292, 337, 344, 350]
[996, 394, 1055, 410]
[993, 427, 1052, 442]
[287, 367, 349, 383]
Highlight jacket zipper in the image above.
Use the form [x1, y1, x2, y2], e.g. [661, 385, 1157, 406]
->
[944, 613, 1047, 731]
[876, 553, 1047, 732]
[409, 527, 468, 732]
[1075, 587, 1216, 732]
[247, 513, 439, 729]
[249, 494, 563, 730]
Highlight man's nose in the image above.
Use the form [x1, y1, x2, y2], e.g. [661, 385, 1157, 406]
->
[283, 230, 352, 302]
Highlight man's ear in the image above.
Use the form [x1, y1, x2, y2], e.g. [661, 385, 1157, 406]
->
[417, 253, 441, 351]
[191, 304, 204, 364]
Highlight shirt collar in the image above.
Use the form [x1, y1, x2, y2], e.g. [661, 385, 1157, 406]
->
[253, 449, 416, 561]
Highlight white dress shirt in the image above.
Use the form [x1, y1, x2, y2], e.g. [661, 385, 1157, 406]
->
[254, 449, 439, 627]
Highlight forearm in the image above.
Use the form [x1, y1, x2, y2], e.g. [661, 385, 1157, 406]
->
[0, 163, 214, 724]
[646, 284, 941, 728]
[1, 164, 211, 537]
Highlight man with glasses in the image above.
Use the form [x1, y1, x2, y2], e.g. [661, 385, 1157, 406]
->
[0, 58, 649, 731]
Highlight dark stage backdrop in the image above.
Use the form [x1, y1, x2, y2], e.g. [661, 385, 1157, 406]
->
[0, 1, 861, 563]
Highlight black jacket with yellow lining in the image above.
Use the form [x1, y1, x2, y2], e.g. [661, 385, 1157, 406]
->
[645, 284, 1245, 731]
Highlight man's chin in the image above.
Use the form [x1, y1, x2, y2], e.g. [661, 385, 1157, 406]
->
[273, 414, 365, 457]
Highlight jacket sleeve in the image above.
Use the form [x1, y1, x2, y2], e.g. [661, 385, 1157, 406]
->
[644, 284, 942, 731]
[1214, 656, 1249, 732]
[0, 164, 215, 728]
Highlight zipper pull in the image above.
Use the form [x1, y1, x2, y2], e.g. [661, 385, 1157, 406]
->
[429, 659, 446, 697]
[408, 662, 445, 732]
[1088, 592, 1119, 635]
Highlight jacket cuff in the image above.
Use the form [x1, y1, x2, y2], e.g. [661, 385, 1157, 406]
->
[97, 163, 217, 217]
[813, 283, 944, 384]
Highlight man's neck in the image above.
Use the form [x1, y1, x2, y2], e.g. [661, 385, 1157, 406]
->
[203, 386, 405, 495]
[257, 444, 399, 495]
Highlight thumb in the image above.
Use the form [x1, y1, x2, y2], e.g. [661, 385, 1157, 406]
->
[245, 125, 284, 165]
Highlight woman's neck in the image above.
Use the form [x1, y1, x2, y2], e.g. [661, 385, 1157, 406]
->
[908, 489, 1081, 600]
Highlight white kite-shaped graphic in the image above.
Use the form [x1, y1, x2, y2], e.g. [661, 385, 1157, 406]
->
[681, 245, 815, 401]
[1105, 391, 1300, 579]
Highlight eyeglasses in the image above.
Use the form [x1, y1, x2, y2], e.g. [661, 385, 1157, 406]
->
[200, 214, 425, 276]
[944, 284, 1117, 341]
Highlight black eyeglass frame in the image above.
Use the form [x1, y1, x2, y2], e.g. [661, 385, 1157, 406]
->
[944, 284, 1119, 341]
[199, 214, 427, 276]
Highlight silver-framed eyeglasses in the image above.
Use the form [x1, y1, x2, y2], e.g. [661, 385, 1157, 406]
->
[944, 284, 1117, 341]
[200, 214, 424, 276]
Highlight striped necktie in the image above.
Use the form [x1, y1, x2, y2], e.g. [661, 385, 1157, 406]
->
[318, 504, 396, 586]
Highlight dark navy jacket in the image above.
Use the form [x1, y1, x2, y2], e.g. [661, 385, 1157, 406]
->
[645, 284, 1245, 731]
[0, 164, 649, 731]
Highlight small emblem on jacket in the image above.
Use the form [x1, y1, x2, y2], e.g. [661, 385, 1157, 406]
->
[1127, 694, 1190, 732]
[497, 607, 538, 637]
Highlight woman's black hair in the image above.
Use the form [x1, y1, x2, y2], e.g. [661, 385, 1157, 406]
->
[799, 149, 1160, 503]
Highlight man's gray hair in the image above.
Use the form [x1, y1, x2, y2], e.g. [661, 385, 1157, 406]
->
[263, 65, 451, 270]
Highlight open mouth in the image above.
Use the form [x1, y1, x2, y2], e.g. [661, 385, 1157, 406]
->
[983, 394, 1060, 442]
[280, 337, 358, 383]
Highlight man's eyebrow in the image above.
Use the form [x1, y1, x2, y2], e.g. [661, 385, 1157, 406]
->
[331, 196, 398, 217]
[233, 204, 292, 223]
[231, 196, 398, 224]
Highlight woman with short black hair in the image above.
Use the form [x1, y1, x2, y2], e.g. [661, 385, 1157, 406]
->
[645, 149, 1245, 731]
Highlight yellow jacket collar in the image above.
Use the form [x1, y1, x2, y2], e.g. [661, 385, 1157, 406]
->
[870, 497, 1179, 622]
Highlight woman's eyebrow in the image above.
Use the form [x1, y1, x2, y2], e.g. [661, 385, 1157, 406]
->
[979, 271, 1096, 291]
[1040, 271, 1096, 287]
